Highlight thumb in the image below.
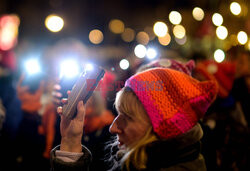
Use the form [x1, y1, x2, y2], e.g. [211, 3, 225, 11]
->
[75, 101, 85, 122]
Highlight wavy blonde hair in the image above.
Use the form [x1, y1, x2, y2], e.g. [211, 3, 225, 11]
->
[114, 87, 159, 170]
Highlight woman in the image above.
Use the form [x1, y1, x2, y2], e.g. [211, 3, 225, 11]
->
[51, 67, 218, 171]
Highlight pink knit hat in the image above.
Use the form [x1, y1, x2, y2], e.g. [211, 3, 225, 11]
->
[125, 68, 218, 139]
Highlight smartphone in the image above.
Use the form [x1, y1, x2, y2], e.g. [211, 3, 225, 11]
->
[62, 65, 105, 120]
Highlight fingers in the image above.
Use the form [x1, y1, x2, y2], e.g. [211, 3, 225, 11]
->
[75, 101, 85, 121]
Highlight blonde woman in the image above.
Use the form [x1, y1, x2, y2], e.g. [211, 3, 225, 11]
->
[51, 67, 218, 171]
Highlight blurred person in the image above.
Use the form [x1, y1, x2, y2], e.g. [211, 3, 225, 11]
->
[0, 49, 23, 170]
[51, 67, 218, 171]
[228, 47, 250, 125]
[15, 74, 47, 171]
[194, 59, 249, 171]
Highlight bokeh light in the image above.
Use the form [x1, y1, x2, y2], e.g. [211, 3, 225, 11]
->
[192, 7, 204, 21]
[146, 48, 157, 59]
[173, 25, 186, 39]
[121, 28, 135, 42]
[158, 33, 171, 46]
[89, 29, 104, 44]
[247, 40, 250, 50]
[60, 60, 80, 78]
[45, 14, 64, 32]
[134, 44, 147, 58]
[169, 11, 182, 25]
[237, 31, 248, 45]
[214, 49, 225, 63]
[230, 2, 241, 15]
[216, 26, 228, 40]
[25, 59, 41, 75]
[136, 31, 149, 45]
[153, 21, 168, 37]
[0, 14, 20, 50]
[212, 13, 223, 26]
[109, 19, 125, 34]
[119, 59, 129, 70]
[85, 63, 94, 71]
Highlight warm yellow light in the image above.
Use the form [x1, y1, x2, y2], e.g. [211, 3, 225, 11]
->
[246, 40, 250, 51]
[230, 2, 241, 15]
[214, 49, 225, 63]
[216, 26, 228, 40]
[158, 33, 171, 46]
[247, 41, 250, 50]
[121, 28, 135, 42]
[169, 11, 182, 25]
[212, 13, 223, 26]
[237, 31, 248, 45]
[109, 19, 124, 34]
[45, 15, 64, 32]
[173, 25, 186, 39]
[89, 29, 103, 44]
[136, 31, 149, 45]
[153, 21, 168, 37]
[192, 7, 204, 21]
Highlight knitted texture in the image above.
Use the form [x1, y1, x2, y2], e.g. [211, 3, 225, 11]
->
[125, 68, 218, 139]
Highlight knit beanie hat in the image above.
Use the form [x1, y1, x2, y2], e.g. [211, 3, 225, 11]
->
[125, 68, 218, 139]
[137, 59, 195, 76]
[194, 60, 236, 98]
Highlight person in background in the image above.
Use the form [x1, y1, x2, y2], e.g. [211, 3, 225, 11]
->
[15, 74, 47, 171]
[0, 49, 23, 171]
[51, 66, 218, 171]
[194, 56, 249, 170]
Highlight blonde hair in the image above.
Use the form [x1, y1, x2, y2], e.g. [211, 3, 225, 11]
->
[114, 87, 159, 170]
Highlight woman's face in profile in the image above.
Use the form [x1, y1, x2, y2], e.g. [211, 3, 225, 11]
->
[109, 112, 150, 148]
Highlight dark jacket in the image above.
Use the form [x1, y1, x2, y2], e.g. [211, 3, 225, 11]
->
[50, 124, 206, 171]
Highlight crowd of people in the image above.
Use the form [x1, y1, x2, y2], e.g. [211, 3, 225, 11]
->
[0, 45, 249, 171]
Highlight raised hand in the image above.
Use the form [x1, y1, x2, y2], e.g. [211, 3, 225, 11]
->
[57, 92, 85, 153]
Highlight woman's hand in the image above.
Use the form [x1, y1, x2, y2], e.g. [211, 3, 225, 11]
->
[57, 95, 85, 153]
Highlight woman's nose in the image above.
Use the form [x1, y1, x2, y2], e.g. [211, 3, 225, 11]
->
[109, 118, 122, 134]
